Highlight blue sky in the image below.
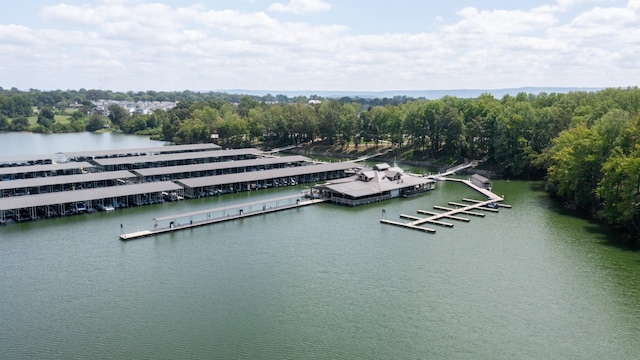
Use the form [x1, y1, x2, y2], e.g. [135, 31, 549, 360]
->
[0, 0, 638, 92]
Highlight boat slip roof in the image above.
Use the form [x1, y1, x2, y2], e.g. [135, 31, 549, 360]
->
[0, 154, 58, 164]
[133, 156, 311, 177]
[0, 170, 136, 190]
[62, 143, 221, 158]
[92, 148, 260, 166]
[177, 162, 361, 188]
[0, 181, 183, 210]
[0, 162, 95, 176]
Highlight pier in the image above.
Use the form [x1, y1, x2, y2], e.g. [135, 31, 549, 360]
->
[120, 194, 326, 240]
[380, 174, 510, 233]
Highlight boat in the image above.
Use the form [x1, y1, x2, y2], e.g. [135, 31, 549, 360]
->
[485, 202, 499, 209]
[74, 201, 87, 213]
[96, 204, 115, 211]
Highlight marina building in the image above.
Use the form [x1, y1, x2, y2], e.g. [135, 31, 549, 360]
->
[311, 163, 435, 206]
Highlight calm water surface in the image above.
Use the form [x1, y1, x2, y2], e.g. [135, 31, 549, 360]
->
[0, 132, 167, 157]
[1, 133, 639, 359]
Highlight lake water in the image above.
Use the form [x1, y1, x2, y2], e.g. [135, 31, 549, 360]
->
[1, 133, 639, 359]
[0, 132, 167, 158]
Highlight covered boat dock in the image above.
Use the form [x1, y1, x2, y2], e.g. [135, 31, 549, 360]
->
[0, 170, 137, 198]
[176, 162, 361, 198]
[0, 181, 183, 222]
[132, 155, 313, 182]
[92, 148, 261, 171]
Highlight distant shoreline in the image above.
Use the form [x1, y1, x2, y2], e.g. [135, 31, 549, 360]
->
[219, 87, 605, 99]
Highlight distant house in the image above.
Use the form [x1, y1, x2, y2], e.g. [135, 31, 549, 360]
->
[471, 174, 492, 190]
[308, 100, 321, 105]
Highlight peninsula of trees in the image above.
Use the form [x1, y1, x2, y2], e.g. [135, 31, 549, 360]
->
[1, 86, 639, 240]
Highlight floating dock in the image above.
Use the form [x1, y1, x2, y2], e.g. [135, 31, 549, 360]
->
[380, 175, 510, 233]
[120, 194, 326, 240]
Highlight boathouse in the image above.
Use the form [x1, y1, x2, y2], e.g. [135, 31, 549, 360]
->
[312, 163, 435, 206]
[471, 174, 492, 190]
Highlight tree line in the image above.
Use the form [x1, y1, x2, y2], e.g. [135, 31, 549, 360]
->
[1, 86, 639, 239]
[0, 87, 406, 110]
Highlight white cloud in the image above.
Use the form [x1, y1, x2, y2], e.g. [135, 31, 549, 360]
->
[447, 7, 558, 34]
[268, 0, 331, 14]
[1, 0, 638, 91]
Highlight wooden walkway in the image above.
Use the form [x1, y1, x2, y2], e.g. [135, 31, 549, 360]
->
[380, 175, 509, 233]
[120, 194, 326, 240]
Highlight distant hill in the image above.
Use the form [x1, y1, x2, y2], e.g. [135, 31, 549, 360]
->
[220, 87, 602, 99]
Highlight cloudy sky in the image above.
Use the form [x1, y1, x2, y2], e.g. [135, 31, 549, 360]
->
[1, 0, 638, 92]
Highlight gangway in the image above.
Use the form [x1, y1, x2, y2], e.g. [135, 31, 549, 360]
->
[352, 149, 393, 163]
[261, 145, 298, 154]
[426, 161, 478, 180]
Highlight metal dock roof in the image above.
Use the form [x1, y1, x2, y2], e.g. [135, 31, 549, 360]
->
[62, 143, 221, 158]
[177, 162, 361, 188]
[132, 155, 311, 177]
[92, 148, 260, 166]
[0, 154, 59, 165]
[0, 162, 95, 176]
[0, 181, 183, 211]
[323, 172, 434, 198]
[0, 170, 137, 190]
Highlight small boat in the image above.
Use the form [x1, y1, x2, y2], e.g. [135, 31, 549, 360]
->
[74, 202, 87, 213]
[96, 204, 115, 211]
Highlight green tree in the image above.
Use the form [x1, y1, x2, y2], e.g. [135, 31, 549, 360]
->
[37, 106, 56, 129]
[403, 101, 429, 151]
[337, 103, 358, 148]
[173, 118, 210, 144]
[69, 116, 86, 132]
[247, 107, 266, 142]
[11, 94, 33, 117]
[108, 104, 128, 128]
[0, 115, 10, 130]
[86, 113, 105, 132]
[11, 116, 30, 131]
[598, 145, 640, 237]
[317, 101, 341, 144]
[441, 105, 467, 158]
[237, 96, 260, 118]
[424, 100, 445, 156]
[546, 125, 604, 213]
[70, 110, 85, 122]
[121, 115, 148, 134]
[381, 105, 404, 149]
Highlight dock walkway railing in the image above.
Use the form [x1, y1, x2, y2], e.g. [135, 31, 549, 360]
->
[120, 194, 326, 240]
